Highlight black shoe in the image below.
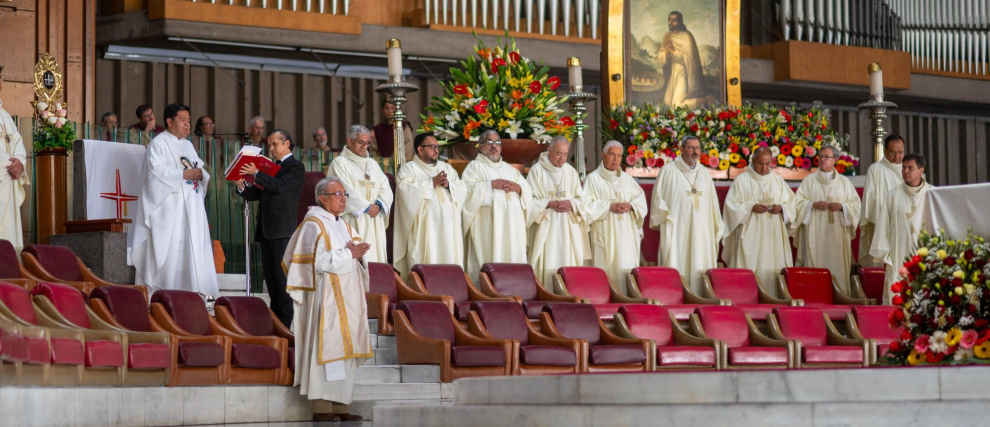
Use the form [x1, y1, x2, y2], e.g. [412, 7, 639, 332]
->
[312, 413, 342, 422]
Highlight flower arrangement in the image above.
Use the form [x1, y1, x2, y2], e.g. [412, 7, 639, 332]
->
[882, 230, 990, 365]
[419, 33, 573, 145]
[600, 101, 858, 175]
[31, 100, 76, 151]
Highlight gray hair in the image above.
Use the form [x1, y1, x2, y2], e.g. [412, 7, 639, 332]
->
[347, 124, 371, 140]
[479, 129, 500, 142]
[101, 112, 117, 122]
[315, 176, 343, 200]
[819, 145, 840, 158]
[550, 135, 570, 148]
[250, 116, 265, 127]
[313, 126, 326, 136]
[680, 135, 701, 147]
[602, 140, 623, 153]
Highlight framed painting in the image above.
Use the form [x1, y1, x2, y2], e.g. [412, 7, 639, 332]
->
[603, 0, 741, 108]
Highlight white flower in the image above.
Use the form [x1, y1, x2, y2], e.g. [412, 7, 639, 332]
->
[929, 330, 948, 354]
[40, 111, 50, 120]
[784, 157, 794, 167]
[770, 146, 780, 156]
[445, 110, 461, 127]
[37, 102, 48, 111]
[530, 124, 549, 143]
[47, 116, 58, 125]
[505, 120, 523, 139]
[953, 348, 974, 361]
[56, 117, 67, 126]
[55, 103, 63, 110]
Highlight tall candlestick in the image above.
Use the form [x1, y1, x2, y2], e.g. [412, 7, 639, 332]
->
[567, 57, 583, 93]
[868, 62, 883, 101]
[386, 39, 403, 82]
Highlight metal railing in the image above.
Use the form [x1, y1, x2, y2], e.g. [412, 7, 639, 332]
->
[888, 0, 989, 75]
[18, 119, 392, 292]
[423, 0, 601, 39]
[189, 0, 351, 15]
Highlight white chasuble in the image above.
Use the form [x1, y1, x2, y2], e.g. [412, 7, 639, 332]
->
[869, 181, 933, 301]
[327, 147, 394, 263]
[0, 100, 28, 253]
[284, 206, 371, 404]
[722, 167, 796, 296]
[132, 131, 219, 296]
[585, 163, 648, 294]
[526, 152, 591, 289]
[858, 158, 902, 266]
[793, 170, 862, 291]
[650, 157, 723, 294]
[461, 155, 532, 282]
[392, 156, 467, 276]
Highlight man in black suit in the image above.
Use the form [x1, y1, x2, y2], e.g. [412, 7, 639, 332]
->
[235, 129, 305, 328]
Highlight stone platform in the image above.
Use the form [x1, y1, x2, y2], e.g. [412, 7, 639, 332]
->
[374, 366, 990, 426]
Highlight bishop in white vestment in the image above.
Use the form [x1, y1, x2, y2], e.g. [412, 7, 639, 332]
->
[0, 96, 28, 253]
[870, 154, 933, 301]
[326, 125, 394, 263]
[284, 177, 372, 421]
[526, 137, 591, 288]
[859, 136, 904, 266]
[461, 130, 532, 282]
[793, 146, 862, 291]
[132, 104, 219, 296]
[393, 133, 467, 276]
[650, 136, 723, 294]
[722, 148, 796, 295]
[585, 141, 648, 294]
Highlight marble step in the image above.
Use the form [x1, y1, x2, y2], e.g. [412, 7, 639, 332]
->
[356, 364, 441, 384]
[353, 382, 453, 402]
[368, 347, 398, 365]
[349, 399, 453, 420]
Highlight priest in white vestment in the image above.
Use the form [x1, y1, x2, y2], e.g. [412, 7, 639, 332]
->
[722, 147, 796, 295]
[132, 104, 219, 297]
[284, 177, 372, 422]
[326, 124, 394, 263]
[650, 136, 723, 293]
[393, 133, 468, 276]
[0, 85, 28, 253]
[793, 146, 863, 291]
[461, 130, 532, 282]
[869, 154, 933, 302]
[585, 141, 648, 293]
[526, 136, 591, 288]
[858, 135, 904, 266]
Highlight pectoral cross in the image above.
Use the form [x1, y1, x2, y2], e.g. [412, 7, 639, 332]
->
[357, 175, 376, 201]
[686, 186, 702, 210]
[758, 192, 774, 207]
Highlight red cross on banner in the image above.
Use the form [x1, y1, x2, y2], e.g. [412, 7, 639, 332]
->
[100, 169, 139, 219]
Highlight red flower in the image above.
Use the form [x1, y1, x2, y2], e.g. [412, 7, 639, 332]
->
[889, 307, 905, 324]
[508, 51, 521, 64]
[626, 111, 634, 118]
[700, 154, 710, 165]
[736, 159, 747, 168]
[547, 76, 561, 90]
[725, 124, 732, 131]
[729, 143, 739, 153]
[490, 58, 506, 73]
[454, 84, 469, 95]
[835, 164, 846, 174]
[686, 112, 695, 120]
[609, 119, 619, 130]
[891, 281, 906, 294]
[787, 125, 794, 132]
[889, 341, 902, 353]
[892, 295, 904, 306]
[748, 133, 757, 139]
[690, 124, 699, 132]
[474, 99, 489, 114]
[529, 80, 542, 94]
[901, 330, 913, 341]
[655, 158, 665, 169]
[964, 249, 975, 261]
[945, 256, 956, 266]
[781, 144, 792, 156]
[560, 117, 575, 126]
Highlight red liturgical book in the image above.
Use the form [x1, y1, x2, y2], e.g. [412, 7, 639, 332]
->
[224, 146, 281, 185]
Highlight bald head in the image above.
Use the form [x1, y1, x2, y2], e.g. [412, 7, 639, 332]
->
[752, 147, 773, 175]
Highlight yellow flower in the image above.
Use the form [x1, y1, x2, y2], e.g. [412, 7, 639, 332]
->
[795, 139, 807, 146]
[777, 154, 787, 165]
[759, 122, 769, 132]
[719, 159, 730, 170]
[953, 270, 965, 279]
[791, 145, 804, 157]
[918, 247, 929, 257]
[729, 153, 741, 163]
[975, 342, 990, 359]
[907, 350, 924, 365]
[644, 149, 655, 159]
[708, 149, 719, 158]
[497, 119, 509, 130]
[946, 328, 963, 347]
[937, 250, 947, 260]
[775, 127, 786, 138]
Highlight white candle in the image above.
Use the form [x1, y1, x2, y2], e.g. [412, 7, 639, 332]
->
[567, 57, 582, 92]
[868, 62, 883, 98]
[386, 39, 402, 79]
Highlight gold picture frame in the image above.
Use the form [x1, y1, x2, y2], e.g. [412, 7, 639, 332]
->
[34, 53, 64, 106]
[603, 0, 741, 108]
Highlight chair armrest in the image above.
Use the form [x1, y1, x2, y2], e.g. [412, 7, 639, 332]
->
[453, 320, 512, 347]
[526, 325, 583, 350]
[626, 275, 645, 300]
[538, 312, 567, 340]
[849, 274, 868, 300]
[670, 313, 720, 347]
[776, 274, 794, 301]
[30, 295, 78, 329]
[150, 303, 199, 337]
[213, 306, 256, 336]
[609, 284, 651, 304]
[599, 319, 649, 346]
[747, 315, 790, 348]
[824, 316, 867, 346]
[392, 310, 448, 365]
[365, 293, 388, 320]
[833, 289, 875, 305]
[466, 283, 520, 303]
[842, 313, 867, 340]
[682, 278, 722, 305]
[464, 311, 492, 339]
[534, 284, 580, 302]
[268, 309, 294, 345]
[33, 296, 123, 343]
[754, 275, 793, 305]
[0, 277, 36, 290]
[477, 273, 507, 298]
[209, 316, 282, 348]
[611, 313, 637, 339]
[552, 274, 572, 297]
[88, 299, 131, 331]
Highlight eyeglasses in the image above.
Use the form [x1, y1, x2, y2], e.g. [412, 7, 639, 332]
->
[482, 139, 502, 146]
[820, 156, 836, 160]
[420, 144, 440, 150]
[321, 191, 349, 198]
[352, 139, 371, 147]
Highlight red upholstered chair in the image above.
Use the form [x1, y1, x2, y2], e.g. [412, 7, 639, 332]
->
[479, 263, 579, 320]
[366, 262, 402, 335]
[213, 296, 294, 385]
[152, 290, 284, 385]
[628, 267, 723, 322]
[704, 268, 797, 321]
[613, 304, 719, 371]
[297, 171, 327, 224]
[553, 267, 648, 320]
[0, 281, 83, 385]
[0, 239, 68, 292]
[466, 301, 582, 375]
[0, 315, 49, 386]
[408, 264, 519, 322]
[845, 306, 905, 364]
[540, 303, 650, 372]
[851, 266, 886, 303]
[689, 306, 794, 370]
[89, 286, 226, 386]
[767, 306, 869, 368]
[393, 301, 512, 383]
[778, 267, 874, 321]
[21, 244, 146, 299]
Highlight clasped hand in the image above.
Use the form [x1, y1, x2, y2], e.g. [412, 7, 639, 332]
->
[609, 202, 632, 214]
[752, 204, 782, 214]
[813, 201, 843, 212]
[6, 158, 23, 180]
[491, 179, 521, 195]
[548, 200, 573, 212]
[346, 241, 372, 259]
[432, 171, 449, 188]
[183, 168, 204, 181]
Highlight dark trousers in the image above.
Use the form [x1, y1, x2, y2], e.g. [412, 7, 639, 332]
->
[259, 235, 293, 329]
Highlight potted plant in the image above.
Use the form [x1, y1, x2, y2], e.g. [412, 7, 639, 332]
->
[31, 100, 76, 242]
[419, 33, 574, 164]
